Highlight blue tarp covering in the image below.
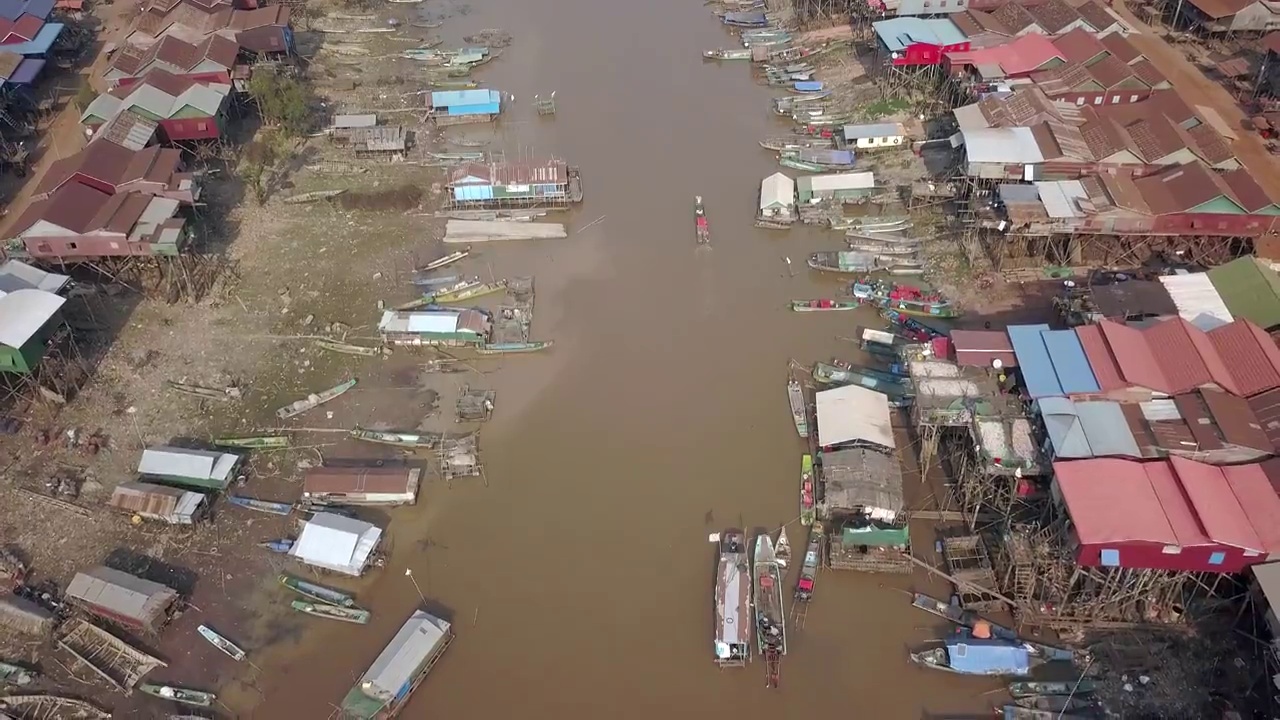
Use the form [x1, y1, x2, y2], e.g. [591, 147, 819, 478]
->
[945, 638, 1032, 675]
[1042, 329, 1100, 394]
[1007, 324, 1062, 398]
[793, 81, 824, 92]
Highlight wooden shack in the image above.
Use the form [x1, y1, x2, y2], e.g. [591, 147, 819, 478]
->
[302, 465, 421, 507]
[64, 566, 180, 634]
[108, 481, 208, 524]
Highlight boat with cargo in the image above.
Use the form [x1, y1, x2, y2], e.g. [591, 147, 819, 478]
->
[881, 308, 946, 341]
[794, 522, 821, 603]
[138, 683, 215, 707]
[799, 454, 814, 525]
[695, 196, 710, 245]
[704, 48, 752, 60]
[339, 609, 454, 719]
[713, 529, 751, 668]
[1008, 680, 1099, 698]
[787, 378, 808, 438]
[812, 362, 912, 397]
[910, 593, 1074, 662]
[851, 281, 960, 319]
[910, 633, 1043, 676]
[754, 533, 786, 688]
[279, 574, 357, 607]
[291, 600, 371, 624]
[774, 527, 791, 570]
[790, 299, 859, 312]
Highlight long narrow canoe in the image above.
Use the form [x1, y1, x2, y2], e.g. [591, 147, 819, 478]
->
[419, 247, 471, 272]
[1008, 680, 1099, 699]
[214, 435, 290, 449]
[291, 600, 371, 624]
[434, 279, 508, 303]
[197, 625, 245, 661]
[476, 341, 553, 355]
[279, 574, 356, 607]
[791, 299, 860, 312]
[276, 379, 357, 420]
[228, 496, 293, 516]
[138, 683, 215, 707]
[350, 426, 440, 448]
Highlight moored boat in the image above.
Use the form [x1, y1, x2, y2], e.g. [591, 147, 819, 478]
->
[713, 529, 751, 668]
[1012, 695, 1097, 713]
[276, 379, 357, 420]
[794, 522, 821, 602]
[909, 593, 1074, 662]
[845, 240, 921, 256]
[339, 609, 453, 719]
[774, 526, 791, 570]
[799, 454, 814, 525]
[0, 695, 109, 720]
[790, 299, 859, 312]
[260, 539, 293, 553]
[1001, 707, 1094, 720]
[350, 427, 441, 448]
[910, 634, 1038, 676]
[138, 683, 215, 707]
[279, 574, 357, 607]
[433, 279, 508, 303]
[419, 247, 471, 272]
[812, 362, 912, 397]
[227, 495, 293, 516]
[0, 661, 35, 686]
[197, 624, 246, 661]
[291, 600, 372, 624]
[787, 378, 808, 438]
[214, 435, 290, 449]
[759, 136, 831, 152]
[851, 281, 960, 318]
[475, 340, 554, 355]
[704, 48, 752, 60]
[1008, 680, 1099, 699]
[753, 533, 787, 681]
[882, 308, 947, 341]
[817, 360, 908, 386]
[807, 251, 878, 274]
[695, 196, 710, 244]
[780, 157, 825, 173]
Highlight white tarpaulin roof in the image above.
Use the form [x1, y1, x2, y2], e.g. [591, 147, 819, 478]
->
[289, 512, 383, 576]
[379, 311, 461, 334]
[1159, 273, 1232, 331]
[0, 289, 64, 348]
[759, 172, 795, 210]
[815, 384, 895, 450]
[138, 446, 239, 482]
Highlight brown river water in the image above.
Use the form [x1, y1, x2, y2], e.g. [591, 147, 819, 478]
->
[239, 0, 1001, 716]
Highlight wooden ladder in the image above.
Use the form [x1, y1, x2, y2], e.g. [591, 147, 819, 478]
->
[764, 648, 781, 689]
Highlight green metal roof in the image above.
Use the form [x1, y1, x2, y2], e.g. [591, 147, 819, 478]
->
[1207, 256, 1280, 329]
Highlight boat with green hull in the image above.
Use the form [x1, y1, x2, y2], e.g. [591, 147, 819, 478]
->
[279, 574, 356, 607]
[812, 362, 912, 398]
[1008, 680, 1099, 699]
[350, 427, 441, 448]
[138, 684, 215, 707]
[214, 435, 290, 449]
[799, 454, 815, 525]
[291, 600, 371, 624]
[433, 279, 508, 303]
[787, 378, 808, 438]
[851, 280, 960, 319]
[780, 157, 825, 173]
[791, 299, 860, 312]
[476, 341, 554, 355]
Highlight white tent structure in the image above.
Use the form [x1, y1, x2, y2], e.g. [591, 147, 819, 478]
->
[289, 512, 384, 576]
[759, 172, 796, 221]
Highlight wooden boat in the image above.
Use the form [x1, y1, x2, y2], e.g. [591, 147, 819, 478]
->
[279, 574, 357, 607]
[759, 137, 831, 151]
[780, 157, 825, 173]
[790, 299, 859, 312]
[434, 279, 508, 303]
[713, 529, 751, 668]
[794, 522, 821, 602]
[753, 533, 787, 685]
[282, 189, 346, 204]
[1008, 680, 1099, 699]
[910, 593, 1074, 662]
[851, 281, 960, 318]
[56, 619, 164, 691]
[419, 246, 471, 272]
[1012, 695, 1097, 713]
[138, 683, 215, 707]
[291, 600, 371, 624]
[831, 216, 911, 232]
[339, 609, 454, 718]
[808, 251, 878, 274]
[197, 625, 245, 661]
[704, 48, 752, 60]
[821, 359, 908, 384]
[214, 435, 290, 449]
[412, 273, 463, 287]
[882, 308, 946, 341]
[400, 278, 478, 309]
[812, 362, 912, 397]
[227, 495, 293, 516]
[350, 426, 440, 448]
[885, 264, 925, 276]
[476, 340, 554, 355]
[695, 195, 709, 245]
[410, 20, 443, 27]
[1001, 707, 1094, 720]
[910, 634, 1041, 676]
[799, 454, 815, 525]
[260, 539, 293, 553]
[0, 661, 35, 686]
[787, 378, 808, 438]
[315, 338, 383, 357]
[276, 379, 357, 420]
[0, 695, 109, 719]
[845, 240, 920, 257]
[774, 526, 791, 570]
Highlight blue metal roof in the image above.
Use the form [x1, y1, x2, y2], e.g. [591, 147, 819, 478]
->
[430, 89, 501, 107]
[1041, 329, 1100, 394]
[1075, 401, 1141, 458]
[944, 638, 1031, 675]
[1008, 324, 1062, 399]
[5, 22, 61, 56]
[873, 18, 967, 53]
[1038, 397, 1091, 459]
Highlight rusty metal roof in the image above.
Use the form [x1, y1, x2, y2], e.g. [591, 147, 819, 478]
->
[450, 161, 567, 186]
[1076, 0, 1119, 31]
[1100, 32, 1142, 64]
[990, 2, 1038, 33]
[1135, 161, 1233, 214]
[1249, 388, 1280, 450]
[1052, 27, 1107, 65]
[1187, 0, 1254, 19]
[1146, 316, 1235, 395]
[1201, 388, 1273, 451]
[1207, 320, 1280, 396]
[1025, 0, 1080, 34]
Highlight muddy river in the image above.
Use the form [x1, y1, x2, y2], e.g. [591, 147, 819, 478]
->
[240, 0, 1000, 716]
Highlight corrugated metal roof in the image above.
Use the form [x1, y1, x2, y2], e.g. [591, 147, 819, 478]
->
[0, 260, 67, 294]
[1207, 320, 1280, 397]
[108, 481, 204, 521]
[842, 122, 904, 139]
[1248, 387, 1280, 449]
[1098, 320, 1165, 391]
[378, 310, 461, 335]
[1207, 257, 1280, 330]
[1054, 458, 1181, 546]
[815, 384, 894, 449]
[1039, 397, 1091, 458]
[430, 89, 501, 108]
[289, 512, 382, 576]
[1076, 400, 1140, 457]
[873, 17, 966, 52]
[304, 467, 418, 496]
[1202, 389, 1273, 451]
[0, 288, 63, 349]
[1042, 328, 1100, 394]
[333, 113, 377, 129]
[1227, 465, 1280, 555]
[1147, 317, 1235, 395]
[1170, 456, 1264, 552]
[1074, 324, 1125, 390]
[1252, 561, 1280, 607]
[760, 172, 794, 210]
[963, 127, 1044, 164]
[138, 446, 238, 482]
[65, 566, 177, 626]
[1035, 180, 1087, 218]
[949, 329, 1016, 368]
[1160, 273, 1233, 330]
[797, 172, 875, 193]
[1008, 324, 1062, 398]
[360, 610, 451, 699]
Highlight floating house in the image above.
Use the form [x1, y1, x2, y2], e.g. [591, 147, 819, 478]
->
[842, 122, 907, 150]
[796, 172, 877, 203]
[428, 89, 502, 126]
[5, 183, 189, 261]
[288, 512, 383, 576]
[32, 143, 199, 203]
[108, 481, 208, 524]
[340, 609, 454, 720]
[378, 309, 491, 347]
[80, 69, 232, 143]
[447, 161, 581, 208]
[0, 288, 65, 374]
[758, 172, 795, 225]
[64, 566, 180, 633]
[302, 465, 422, 507]
[103, 34, 239, 89]
[137, 445, 241, 491]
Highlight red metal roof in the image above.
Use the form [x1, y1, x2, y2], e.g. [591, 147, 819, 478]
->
[1100, 32, 1143, 64]
[1054, 458, 1180, 545]
[1187, 0, 1254, 19]
[1169, 456, 1264, 552]
[1098, 319, 1166, 390]
[949, 329, 1016, 367]
[1224, 464, 1280, 554]
[947, 34, 1065, 77]
[1075, 0, 1119, 31]
[1207, 320, 1280, 396]
[1051, 28, 1107, 65]
[1075, 324, 1125, 390]
[1145, 461, 1212, 548]
[1146, 316, 1236, 395]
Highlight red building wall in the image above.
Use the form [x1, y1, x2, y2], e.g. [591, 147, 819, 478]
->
[893, 41, 971, 67]
[1151, 212, 1280, 237]
[159, 116, 222, 142]
[24, 235, 150, 259]
[1074, 536, 1258, 574]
